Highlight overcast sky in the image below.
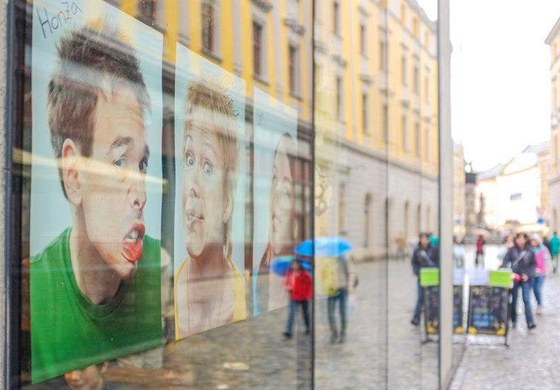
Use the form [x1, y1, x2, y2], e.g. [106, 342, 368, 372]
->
[418, 1, 560, 172]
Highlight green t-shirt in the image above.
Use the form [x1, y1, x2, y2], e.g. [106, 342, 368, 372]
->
[30, 228, 163, 383]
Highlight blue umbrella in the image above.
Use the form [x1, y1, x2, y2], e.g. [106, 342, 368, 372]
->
[270, 255, 312, 276]
[294, 236, 353, 257]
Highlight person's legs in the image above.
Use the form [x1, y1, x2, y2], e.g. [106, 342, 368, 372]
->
[521, 280, 535, 328]
[533, 276, 544, 308]
[339, 288, 348, 342]
[553, 254, 559, 273]
[301, 300, 310, 333]
[510, 282, 519, 326]
[327, 294, 338, 342]
[412, 281, 423, 324]
[284, 300, 297, 338]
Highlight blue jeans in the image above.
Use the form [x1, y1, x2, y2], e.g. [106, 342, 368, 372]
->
[413, 281, 423, 321]
[285, 300, 310, 335]
[511, 280, 534, 326]
[327, 288, 347, 336]
[533, 275, 545, 306]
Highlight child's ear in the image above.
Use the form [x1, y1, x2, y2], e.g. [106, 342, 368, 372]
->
[61, 139, 82, 206]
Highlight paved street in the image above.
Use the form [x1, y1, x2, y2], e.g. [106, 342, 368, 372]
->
[28, 257, 438, 389]
[451, 245, 560, 390]
[37, 244, 560, 390]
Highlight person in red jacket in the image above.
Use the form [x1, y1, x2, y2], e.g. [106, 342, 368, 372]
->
[283, 259, 312, 339]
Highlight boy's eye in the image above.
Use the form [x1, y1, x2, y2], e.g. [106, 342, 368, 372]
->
[185, 152, 195, 167]
[139, 157, 149, 173]
[114, 156, 128, 168]
[203, 161, 214, 175]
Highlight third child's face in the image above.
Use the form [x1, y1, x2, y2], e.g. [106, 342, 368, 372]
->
[270, 142, 294, 255]
[182, 108, 229, 259]
[79, 85, 148, 280]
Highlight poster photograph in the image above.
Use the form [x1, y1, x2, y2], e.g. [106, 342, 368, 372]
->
[29, 0, 164, 382]
[173, 44, 247, 339]
[252, 87, 298, 315]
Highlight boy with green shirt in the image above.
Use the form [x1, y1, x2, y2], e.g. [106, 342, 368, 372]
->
[31, 23, 162, 383]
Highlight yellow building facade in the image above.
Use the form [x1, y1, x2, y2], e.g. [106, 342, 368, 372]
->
[546, 17, 560, 231]
[314, 0, 439, 255]
[119, 0, 314, 124]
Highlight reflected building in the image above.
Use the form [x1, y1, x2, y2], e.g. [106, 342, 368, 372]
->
[546, 17, 560, 232]
[314, 0, 439, 259]
[476, 143, 549, 234]
[453, 143, 466, 240]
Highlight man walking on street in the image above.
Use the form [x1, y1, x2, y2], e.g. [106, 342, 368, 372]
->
[549, 232, 560, 273]
[411, 233, 439, 326]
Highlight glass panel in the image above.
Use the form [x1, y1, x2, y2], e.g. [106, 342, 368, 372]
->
[386, 0, 440, 388]
[18, 0, 314, 388]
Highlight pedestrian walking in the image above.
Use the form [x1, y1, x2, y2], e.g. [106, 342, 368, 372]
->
[453, 236, 465, 268]
[497, 234, 514, 263]
[501, 232, 537, 330]
[549, 231, 560, 273]
[411, 233, 439, 326]
[283, 259, 312, 339]
[323, 255, 356, 344]
[475, 234, 486, 268]
[529, 234, 551, 315]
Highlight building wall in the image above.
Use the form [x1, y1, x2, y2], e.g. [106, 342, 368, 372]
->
[538, 148, 550, 223]
[453, 144, 466, 238]
[548, 19, 560, 234]
[314, 0, 439, 258]
[497, 167, 541, 227]
[120, 0, 314, 123]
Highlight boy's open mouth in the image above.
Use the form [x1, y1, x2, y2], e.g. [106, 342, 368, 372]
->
[122, 221, 145, 262]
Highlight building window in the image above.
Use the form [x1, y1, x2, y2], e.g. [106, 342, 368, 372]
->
[412, 17, 419, 37]
[364, 194, 372, 247]
[139, 0, 156, 21]
[382, 104, 388, 142]
[400, 3, 406, 22]
[360, 24, 366, 56]
[555, 134, 559, 167]
[402, 115, 408, 151]
[425, 128, 430, 161]
[380, 40, 388, 71]
[336, 76, 343, 120]
[253, 21, 264, 78]
[415, 122, 421, 157]
[401, 55, 407, 86]
[338, 183, 346, 234]
[424, 30, 430, 47]
[288, 44, 300, 96]
[424, 75, 430, 103]
[362, 93, 369, 134]
[333, 1, 340, 35]
[413, 65, 419, 95]
[201, 2, 215, 53]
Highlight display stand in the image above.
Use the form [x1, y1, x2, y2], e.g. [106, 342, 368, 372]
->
[466, 269, 512, 347]
[419, 268, 465, 343]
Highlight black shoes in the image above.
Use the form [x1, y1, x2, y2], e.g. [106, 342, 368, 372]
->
[411, 318, 420, 326]
[528, 324, 537, 330]
[283, 332, 293, 339]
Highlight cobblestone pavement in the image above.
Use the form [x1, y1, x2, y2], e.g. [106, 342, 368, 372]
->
[450, 245, 560, 390]
[26, 259, 440, 389]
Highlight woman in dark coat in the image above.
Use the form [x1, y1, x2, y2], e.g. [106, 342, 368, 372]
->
[501, 232, 537, 329]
